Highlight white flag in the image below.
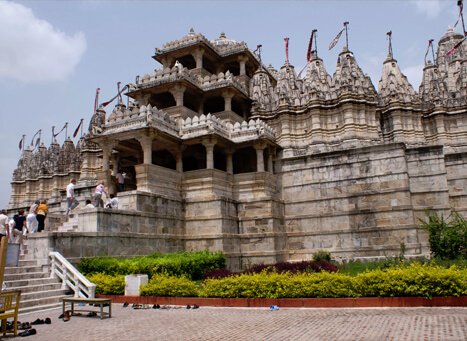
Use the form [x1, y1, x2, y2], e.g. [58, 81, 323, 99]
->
[329, 28, 345, 50]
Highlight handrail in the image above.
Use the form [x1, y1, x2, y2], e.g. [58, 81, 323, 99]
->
[49, 251, 96, 298]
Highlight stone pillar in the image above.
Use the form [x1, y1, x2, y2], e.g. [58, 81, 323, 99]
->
[254, 144, 266, 172]
[175, 148, 184, 173]
[203, 139, 216, 169]
[101, 145, 113, 171]
[138, 136, 153, 164]
[226, 149, 233, 174]
[238, 55, 248, 76]
[267, 148, 274, 173]
[222, 91, 234, 112]
[192, 48, 205, 69]
[170, 85, 186, 107]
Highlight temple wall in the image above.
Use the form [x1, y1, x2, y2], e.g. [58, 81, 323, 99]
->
[279, 143, 434, 260]
[445, 152, 467, 216]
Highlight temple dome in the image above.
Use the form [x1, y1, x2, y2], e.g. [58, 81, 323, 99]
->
[210, 32, 241, 47]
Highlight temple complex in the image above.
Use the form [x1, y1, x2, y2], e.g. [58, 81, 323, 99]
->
[7, 28, 467, 269]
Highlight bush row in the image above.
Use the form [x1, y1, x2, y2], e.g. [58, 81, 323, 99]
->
[78, 251, 226, 280]
[90, 263, 467, 298]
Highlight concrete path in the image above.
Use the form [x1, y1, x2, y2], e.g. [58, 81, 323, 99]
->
[5, 305, 466, 340]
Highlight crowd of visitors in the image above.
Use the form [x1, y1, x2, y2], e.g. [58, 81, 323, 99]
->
[0, 178, 120, 247]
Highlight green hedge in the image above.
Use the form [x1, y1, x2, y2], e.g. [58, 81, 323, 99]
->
[89, 263, 467, 298]
[78, 251, 226, 280]
[88, 273, 125, 295]
[140, 274, 198, 297]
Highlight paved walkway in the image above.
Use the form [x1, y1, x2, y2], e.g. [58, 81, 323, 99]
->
[5, 305, 466, 340]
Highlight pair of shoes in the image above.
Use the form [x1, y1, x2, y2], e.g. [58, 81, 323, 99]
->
[123, 302, 129, 308]
[269, 305, 279, 311]
[31, 318, 44, 325]
[152, 304, 160, 309]
[192, 304, 200, 309]
[45, 317, 51, 324]
[19, 322, 31, 330]
[63, 311, 70, 322]
[86, 312, 97, 317]
[186, 305, 191, 309]
[19, 328, 36, 337]
[58, 313, 64, 319]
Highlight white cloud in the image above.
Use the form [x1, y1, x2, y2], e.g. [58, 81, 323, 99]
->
[411, 0, 446, 19]
[0, 1, 86, 83]
[402, 63, 425, 90]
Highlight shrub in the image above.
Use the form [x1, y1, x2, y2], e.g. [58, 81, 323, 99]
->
[200, 272, 355, 298]
[88, 273, 125, 295]
[353, 263, 467, 298]
[420, 210, 467, 260]
[78, 251, 226, 280]
[140, 274, 198, 297]
[244, 260, 338, 275]
[312, 250, 332, 262]
[203, 268, 234, 280]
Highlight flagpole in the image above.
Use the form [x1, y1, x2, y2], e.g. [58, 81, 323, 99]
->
[344, 22, 349, 49]
[313, 29, 318, 57]
[65, 122, 68, 141]
[387, 31, 393, 58]
[51, 126, 55, 144]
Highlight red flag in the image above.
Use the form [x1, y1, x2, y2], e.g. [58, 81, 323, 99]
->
[284, 37, 290, 64]
[73, 119, 83, 138]
[100, 84, 128, 108]
[306, 31, 314, 62]
[18, 136, 24, 151]
[447, 38, 465, 56]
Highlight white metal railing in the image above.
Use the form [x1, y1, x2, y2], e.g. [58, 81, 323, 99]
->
[49, 252, 96, 298]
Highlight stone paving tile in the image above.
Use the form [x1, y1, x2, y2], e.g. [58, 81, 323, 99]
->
[3, 305, 465, 341]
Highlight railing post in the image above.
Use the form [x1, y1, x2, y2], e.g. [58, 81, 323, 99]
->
[89, 284, 96, 299]
[74, 275, 79, 297]
[61, 264, 67, 290]
[49, 253, 56, 279]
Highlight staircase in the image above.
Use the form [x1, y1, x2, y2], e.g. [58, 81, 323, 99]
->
[3, 242, 71, 313]
[57, 215, 79, 232]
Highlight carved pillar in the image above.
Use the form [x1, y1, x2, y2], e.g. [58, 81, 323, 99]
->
[226, 149, 233, 174]
[238, 55, 248, 76]
[254, 143, 266, 172]
[192, 48, 205, 69]
[170, 85, 186, 107]
[175, 147, 184, 173]
[222, 91, 234, 112]
[138, 136, 153, 164]
[101, 144, 113, 171]
[267, 147, 274, 173]
[202, 139, 216, 169]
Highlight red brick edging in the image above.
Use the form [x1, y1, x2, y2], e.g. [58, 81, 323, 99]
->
[96, 295, 467, 308]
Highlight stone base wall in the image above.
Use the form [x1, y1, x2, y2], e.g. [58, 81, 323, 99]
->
[279, 143, 434, 260]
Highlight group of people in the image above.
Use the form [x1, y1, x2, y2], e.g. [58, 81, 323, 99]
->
[0, 179, 120, 244]
[0, 199, 48, 250]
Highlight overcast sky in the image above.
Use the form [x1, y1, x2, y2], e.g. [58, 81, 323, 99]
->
[0, 0, 459, 209]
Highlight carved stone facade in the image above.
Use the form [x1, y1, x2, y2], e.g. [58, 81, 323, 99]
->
[9, 29, 467, 269]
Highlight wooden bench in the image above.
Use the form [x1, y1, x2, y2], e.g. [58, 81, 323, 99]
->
[62, 297, 112, 319]
[0, 290, 21, 336]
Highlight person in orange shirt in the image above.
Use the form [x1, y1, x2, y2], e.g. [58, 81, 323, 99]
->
[36, 200, 48, 232]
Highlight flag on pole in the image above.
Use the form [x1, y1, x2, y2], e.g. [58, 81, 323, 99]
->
[284, 37, 290, 64]
[447, 38, 465, 56]
[18, 135, 24, 151]
[73, 119, 83, 138]
[54, 122, 67, 138]
[306, 31, 314, 62]
[329, 27, 345, 50]
[94, 88, 100, 113]
[100, 83, 128, 108]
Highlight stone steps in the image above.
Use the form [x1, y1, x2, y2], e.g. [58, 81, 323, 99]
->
[4, 242, 73, 313]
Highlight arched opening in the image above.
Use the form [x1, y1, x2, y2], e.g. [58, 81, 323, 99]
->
[177, 55, 196, 69]
[233, 147, 256, 174]
[182, 144, 206, 171]
[214, 146, 226, 171]
[149, 92, 176, 109]
[204, 96, 224, 114]
[152, 149, 176, 170]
